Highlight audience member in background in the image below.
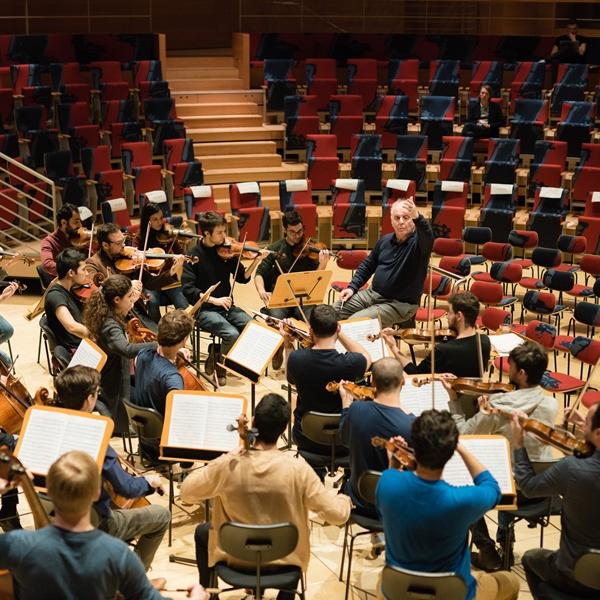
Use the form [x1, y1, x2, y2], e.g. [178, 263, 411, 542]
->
[40, 203, 82, 278]
[462, 84, 503, 139]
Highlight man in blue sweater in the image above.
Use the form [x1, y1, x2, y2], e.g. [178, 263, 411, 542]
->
[376, 409, 519, 600]
[336, 197, 433, 328]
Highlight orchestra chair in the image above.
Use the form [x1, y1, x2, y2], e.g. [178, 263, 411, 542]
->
[327, 249, 369, 304]
[331, 179, 366, 240]
[297, 412, 349, 479]
[537, 549, 600, 599]
[510, 61, 545, 108]
[304, 58, 337, 111]
[56, 101, 100, 163]
[470, 281, 518, 317]
[213, 522, 305, 600]
[339, 470, 383, 600]
[554, 301, 600, 369]
[483, 138, 519, 186]
[510, 98, 548, 156]
[571, 165, 600, 212]
[278, 179, 317, 239]
[527, 186, 569, 249]
[306, 134, 339, 191]
[284, 95, 320, 151]
[100, 197, 139, 234]
[374, 96, 409, 153]
[263, 58, 296, 111]
[419, 95, 455, 152]
[346, 59, 378, 111]
[508, 229, 538, 273]
[229, 181, 271, 243]
[520, 289, 567, 331]
[387, 59, 419, 112]
[470, 61, 503, 97]
[500, 460, 563, 570]
[576, 193, 600, 256]
[551, 63, 587, 117]
[432, 237, 464, 258]
[480, 183, 516, 243]
[439, 136, 474, 183]
[49, 62, 91, 104]
[38, 313, 70, 376]
[429, 60, 460, 98]
[350, 134, 382, 190]
[472, 261, 522, 299]
[471, 241, 513, 275]
[413, 272, 453, 352]
[327, 95, 363, 149]
[555, 234, 586, 274]
[395, 135, 427, 192]
[476, 306, 512, 332]
[556, 101, 593, 158]
[462, 226, 492, 265]
[380, 564, 467, 600]
[431, 180, 468, 240]
[184, 184, 218, 225]
[81, 144, 126, 208]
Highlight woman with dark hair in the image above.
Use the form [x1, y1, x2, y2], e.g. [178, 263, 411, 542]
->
[136, 202, 189, 323]
[83, 274, 156, 434]
[462, 84, 504, 139]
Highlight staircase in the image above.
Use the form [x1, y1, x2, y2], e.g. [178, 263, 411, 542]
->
[167, 50, 306, 211]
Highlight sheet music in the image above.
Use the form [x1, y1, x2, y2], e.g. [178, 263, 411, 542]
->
[227, 321, 282, 375]
[68, 338, 104, 370]
[400, 378, 450, 416]
[442, 436, 513, 494]
[166, 393, 243, 451]
[489, 333, 524, 357]
[16, 408, 109, 474]
[335, 317, 387, 361]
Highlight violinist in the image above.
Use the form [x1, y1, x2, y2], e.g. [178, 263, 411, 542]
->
[512, 404, 600, 599]
[0, 280, 18, 366]
[385, 291, 491, 377]
[181, 211, 268, 386]
[284, 304, 371, 478]
[446, 340, 558, 572]
[83, 275, 157, 435]
[40, 203, 82, 277]
[53, 365, 170, 583]
[43, 249, 90, 354]
[133, 309, 194, 461]
[135, 203, 189, 323]
[376, 409, 520, 600]
[335, 198, 433, 328]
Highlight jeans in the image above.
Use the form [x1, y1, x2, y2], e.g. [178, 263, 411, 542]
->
[334, 288, 416, 329]
[196, 306, 251, 354]
[261, 305, 314, 322]
[101, 504, 170, 570]
[145, 286, 189, 324]
[522, 548, 598, 599]
[0, 315, 13, 366]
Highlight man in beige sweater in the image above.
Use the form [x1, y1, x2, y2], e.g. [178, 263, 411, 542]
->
[180, 393, 351, 599]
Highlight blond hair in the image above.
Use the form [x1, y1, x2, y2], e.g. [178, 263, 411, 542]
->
[47, 451, 100, 520]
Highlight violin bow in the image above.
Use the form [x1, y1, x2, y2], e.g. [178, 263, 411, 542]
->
[428, 263, 436, 409]
[566, 356, 600, 428]
[87, 223, 94, 259]
[476, 326, 485, 381]
[287, 236, 311, 274]
[138, 223, 151, 282]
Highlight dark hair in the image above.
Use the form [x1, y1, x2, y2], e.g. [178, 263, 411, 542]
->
[509, 341, 548, 386]
[309, 304, 338, 338]
[56, 248, 86, 279]
[83, 274, 132, 340]
[282, 210, 302, 229]
[138, 202, 163, 249]
[411, 409, 458, 470]
[55, 365, 101, 411]
[197, 211, 226, 236]
[480, 84, 493, 97]
[56, 203, 78, 226]
[449, 291, 480, 328]
[254, 393, 290, 444]
[372, 357, 404, 394]
[157, 309, 194, 346]
[96, 223, 121, 247]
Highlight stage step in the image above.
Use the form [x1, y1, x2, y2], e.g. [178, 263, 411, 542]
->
[203, 164, 306, 185]
[168, 78, 244, 91]
[188, 125, 285, 144]
[166, 66, 240, 79]
[176, 102, 260, 116]
[173, 89, 263, 105]
[181, 114, 263, 129]
[199, 153, 282, 170]
[166, 55, 236, 68]
[194, 140, 277, 156]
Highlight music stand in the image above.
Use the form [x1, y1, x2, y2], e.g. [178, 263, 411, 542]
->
[268, 269, 333, 313]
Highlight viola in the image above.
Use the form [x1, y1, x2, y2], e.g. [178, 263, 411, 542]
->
[368, 328, 457, 343]
[371, 436, 416, 470]
[258, 312, 312, 348]
[216, 237, 281, 261]
[292, 240, 340, 261]
[325, 381, 376, 400]
[227, 414, 258, 451]
[115, 246, 199, 275]
[482, 399, 594, 458]
[70, 228, 94, 250]
[127, 318, 157, 344]
[412, 375, 515, 395]
[0, 356, 33, 434]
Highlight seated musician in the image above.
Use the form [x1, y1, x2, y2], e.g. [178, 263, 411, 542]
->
[283, 304, 371, 477]
[136, 202, 189, 323]
[40, 203, 82, 278]
[133, 309, 194, 460]
[0, 281, 18, 366]
[461, 85, 503, 140]
[335, 197, 433, 328]
[44, 248, 90, 355]
[512, 404, 600, 599]
[54, 365, 170, 584]
[255, 209, 330, 369]
[445, 340, 558, 571]
[180, 393, 351, 599]
[376, 409, 520, 600]
[386, 291, 491, 377]
[0, 430, 20, 532]
[181, 211, 267, 386]
[339, 357, 415, 519]
[0, 449, 207, 599]
[83, 275, 157, 435]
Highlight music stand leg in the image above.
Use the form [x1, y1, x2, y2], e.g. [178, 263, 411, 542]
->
[168, 463, 174, 547]
[251, 383, 256, 415]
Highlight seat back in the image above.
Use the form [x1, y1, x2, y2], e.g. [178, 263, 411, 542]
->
[123, 399, 164, 438]
[328, 95, 363, 117]
[532, 186, 569, 215]
[305, 58, 336, 80]
[133, 60, 163, 84]
[101, 197, 132, 229]
[531, 140, 567, 169]
[382, 179, 416, 208]
[301, 411, 342, 446]
[470, 61, 502, 96]
[279, 179, 313, 210]
[184, 185, 216, 219]
[579, 143, 600, 169]
[420, 96, 455, 121]
[482, 183, 516, 211]
[568, 337, 600, 367]
[331, 179, 365, 205]
[121, 142, 153, 172]
[230, 181, 262, 211]
[336, 249, 368, 271]
[381, 564, 468, 600]
[511, 61, 545, 100]
[306, 134, 338, 159]
[357, 470, 381, 506]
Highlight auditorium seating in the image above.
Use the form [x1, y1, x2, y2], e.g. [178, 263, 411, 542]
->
[374, 95, 408, 150]
[306, 134, 339, 191]
[429, 60, 459, 98]
[509, 98, 548, 155]
[431, 180, 468, 239]
[328, 95, 363, 148]
[439, 136, 474, 182]
[350, 134, 382, 190]
[305, 59, 337, 111]
[284, 95, 320, 151]
[387, 59, 418, 111]
[551, 63, 587, 117]
[278, 179, 317, 238]
[331, 179, 366, 239]
[81, 144, 126, 209]
[556, 101, 593, 158]
[346, 59, 378, 111]
[419, 96, 455, 151]
[480, 183, 516, 242]
[527, 186, 569, 248]
[263, 59, 296, 111]
[470, 61, 503, 97]
[121, 141, 164, 212]
[229, 181, 271, 242]
[395, 135, 427, 191]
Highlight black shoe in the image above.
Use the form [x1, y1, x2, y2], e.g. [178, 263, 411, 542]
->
[499, 544, 515, 568]
[205, 343, 216, 376]
[216, 363, 227, 386]
[271, 345, 284, 370]
[471, 545, 502, 572]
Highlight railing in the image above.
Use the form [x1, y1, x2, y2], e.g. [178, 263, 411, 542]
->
[0, 152, 57, 247]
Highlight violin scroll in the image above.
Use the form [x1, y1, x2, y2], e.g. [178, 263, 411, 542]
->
[227, 415, 258, 451]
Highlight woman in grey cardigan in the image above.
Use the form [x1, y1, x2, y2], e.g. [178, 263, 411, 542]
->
[84, 274, 157, 434]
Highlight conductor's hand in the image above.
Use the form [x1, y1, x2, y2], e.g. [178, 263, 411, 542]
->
[402, 197, 419, 220]
[318, 249, 330, 270]
[259, 290, 271, 306]
[339, 288, 354, 304]
[211, 296, 232, 310]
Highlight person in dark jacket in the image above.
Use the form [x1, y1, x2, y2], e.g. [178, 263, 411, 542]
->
[462, 84, 504, 139]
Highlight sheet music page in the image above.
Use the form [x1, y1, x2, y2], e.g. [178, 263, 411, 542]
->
[335, 317, 387, 361]
[489, 333, 525, 357]
[227, 321, 282, 375]
[442, 436, 513, 494]
[167, 393, 243, 451]
[68, 339, 103, 370]
[400, 378, 450, 416]
[16, 408, 109, 474]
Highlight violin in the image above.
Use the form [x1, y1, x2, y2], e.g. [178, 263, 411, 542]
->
[0, 280, 27, 293]
[482, 399, 594, 458]
[371, 436, 416, 470]
[326, 380, 376, 400]
[412, 375, 515, 395]
[227, 414, 258, 452]
[72, 272, 104, 302]
[216, 237, 280, 261]
[368, 328, 457, 343]
[292, 240, 340, 261]
[256, 312, 312, 348]
[70, 228, 94, 250]
[127, 318, 157, 343]
[114, 247, 199, 275]
[155, 226, 202, 244]
[0, 249, 38, 266]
